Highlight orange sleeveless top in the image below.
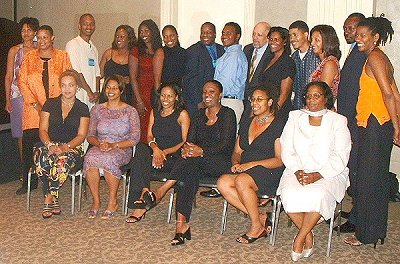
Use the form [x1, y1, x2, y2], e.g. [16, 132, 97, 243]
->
[356, 62, 390, 127]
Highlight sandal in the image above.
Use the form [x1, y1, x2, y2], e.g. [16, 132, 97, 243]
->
[236, 229, 268, 244]
[52, 200, 61, 215]
[101, 210, 115, 219]
[344, 235, 363, 246]
[143, 191, 157, 210]
[171, 227, 191, 246]
[42, 204, 53, 219]
[125, 211, 146, 223]
[87, 210, 99, 219]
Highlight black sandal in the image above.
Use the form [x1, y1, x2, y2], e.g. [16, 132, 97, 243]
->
[42, 204, 53, 219]
[125, 211, 146, 223]
[265, 212, 273, 234]
[133, 191, 157, 210]
[171, 227, 191, 246]
[236, 229, 268, 244]
[52, 200, 61, 215]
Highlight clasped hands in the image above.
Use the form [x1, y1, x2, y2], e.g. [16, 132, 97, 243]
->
[181, 142, 202, 159]
[295, 170, 322, 185]
[152, 147, 167, 169]
[231, 162, 254, 173]
[99, 141, 118, 152]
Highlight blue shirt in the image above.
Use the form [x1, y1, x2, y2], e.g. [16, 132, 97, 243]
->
[291, 46, 320, 110]
[214, 44, 248, 100]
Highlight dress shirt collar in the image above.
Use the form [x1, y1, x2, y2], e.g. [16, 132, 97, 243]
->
[224, 43, 242, 52]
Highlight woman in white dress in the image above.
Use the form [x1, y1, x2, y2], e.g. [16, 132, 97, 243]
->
[277, 81, 351, 261]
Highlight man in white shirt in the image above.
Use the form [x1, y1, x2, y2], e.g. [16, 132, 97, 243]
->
[65, 13, 100, 109]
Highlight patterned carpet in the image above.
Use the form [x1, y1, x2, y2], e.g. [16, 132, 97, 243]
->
[1, 180, 399, 264]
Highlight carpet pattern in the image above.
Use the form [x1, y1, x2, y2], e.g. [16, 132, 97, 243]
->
[1, 180, 399, 264]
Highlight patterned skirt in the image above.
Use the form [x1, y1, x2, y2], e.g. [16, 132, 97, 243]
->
[33, 144, 84, 198]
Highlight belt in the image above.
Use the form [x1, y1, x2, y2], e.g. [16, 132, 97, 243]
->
[223, 96, 239, 99]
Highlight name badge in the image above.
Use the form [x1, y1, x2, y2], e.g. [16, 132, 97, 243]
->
[88, 58, 95, 66]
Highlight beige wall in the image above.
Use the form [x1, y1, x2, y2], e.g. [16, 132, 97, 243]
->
[255, 0, 308, 28]
[1, 0, 14, 20]
[17, 0, 161, 56]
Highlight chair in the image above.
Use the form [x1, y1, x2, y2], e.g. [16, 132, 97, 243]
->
[220, 193, 281, 244]
[27, 167, 83, 215]
[165, 176, 228, 233]
[271, 197, 343, 257]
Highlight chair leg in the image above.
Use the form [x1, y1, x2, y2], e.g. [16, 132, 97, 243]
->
[26, 169, 32, 212]
[327, 214, 334, 257]
[220, 200, 228, 234]
[71, 174, 75, 215]
[272, 199, 282, 246]
[337, 201, 342, 236]
[124, 176, 130, 215]
[121, 175, 127, 214]
[78, 173, 83, 212]
[269, 198, 277, 245]
[167, 191, 174, 223]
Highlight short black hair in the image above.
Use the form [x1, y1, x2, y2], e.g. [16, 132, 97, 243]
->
[347, 12, 365, 21]
[38, 25, 53, 36]
[201, 22, 216, 33]
[251, 83, 279, 114]
[204, 80, 223, 94]
[302, 81, 334, 109]
[289, 20, 309, 33]
[224, 22, 241, 38]
[19, 17, 39, 32]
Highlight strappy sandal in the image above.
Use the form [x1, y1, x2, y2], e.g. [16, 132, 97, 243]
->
[52, 200, 61, 215]
[125, 210, 146, 223]
[101, 210, 115, 219]
[87, 210, 99, 219]
[42, 204, 53, 219]
[236, 229, 268, 244]
[171, 227, 191, 246]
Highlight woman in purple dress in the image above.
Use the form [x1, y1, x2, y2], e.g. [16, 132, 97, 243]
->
[84, 75, 140, 219]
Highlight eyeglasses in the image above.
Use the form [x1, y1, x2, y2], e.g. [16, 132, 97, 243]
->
[249, 97, 269, 103]
[304, 93, 323, 100]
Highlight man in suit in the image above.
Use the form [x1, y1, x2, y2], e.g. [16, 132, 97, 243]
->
[334, 12, 366, 234]
[241, 22, 272, 123]
[182, 22, 224, 117]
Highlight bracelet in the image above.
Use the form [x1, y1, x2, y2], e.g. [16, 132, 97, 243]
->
[200, 149, 204, 157]
[148, 139, 157, 147]
[115, 142, 119, 149]
[45, 141, 56, 149]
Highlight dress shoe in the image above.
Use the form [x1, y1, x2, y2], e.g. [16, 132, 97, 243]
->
[16, 183, 37, 195]
[200, 188, 221, 198]
[333, 221, 355, 233]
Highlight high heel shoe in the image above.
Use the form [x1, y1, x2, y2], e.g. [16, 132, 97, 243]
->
[125, 210, 146, 223]
[171, 227, 191, 246]
[236, 229, 268, 244]
[303, 231, 314, 258]
[373, 238, 385, 249]
[291, 235, 304, 262]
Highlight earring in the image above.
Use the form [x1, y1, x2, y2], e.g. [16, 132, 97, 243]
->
[373, 41, 377, 45]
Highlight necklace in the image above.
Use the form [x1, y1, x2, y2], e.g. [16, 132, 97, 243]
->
[255, 112, 273, 125]
[62, 98, 75, 108]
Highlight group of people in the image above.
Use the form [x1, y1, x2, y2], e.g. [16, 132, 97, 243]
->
[4, 11, 399, 261]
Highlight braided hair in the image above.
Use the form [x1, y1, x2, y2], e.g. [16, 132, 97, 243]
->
[358, 14, 394, 46]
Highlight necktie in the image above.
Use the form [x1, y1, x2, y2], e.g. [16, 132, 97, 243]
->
[248, 49, 258, 82]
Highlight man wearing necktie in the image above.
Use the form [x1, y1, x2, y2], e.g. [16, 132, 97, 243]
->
[241, 22, 272, 123]
[335, 12, 367, 234]
[182, 22, 224, 117]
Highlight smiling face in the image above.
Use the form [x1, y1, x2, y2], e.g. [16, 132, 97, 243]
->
[289, 28, 309, 51]
[79, 15, 95, 39]
[310, 30, 324, 57]
[221, 25, 240, 47]
[160, 86, 177, 111]
[250, 89, 272, 116]
[268, 31, 285, 53]
[305, 84, 327, 112]
[36, 29, 54, 51]
[114, 28, 128, 49]
[200, 24, 216, 46]
[139, 25, 152, 44]
[162, 27, 178, 48]
[105, 79, 122, 101]
[21, 23, 36, 43]
[355, 25, 378, 53]
[61, 75, 78, 100]
[202, 82, 222, 108]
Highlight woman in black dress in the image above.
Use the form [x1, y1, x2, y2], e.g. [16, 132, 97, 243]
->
[260, 26, 296, 120]
[126, 83, 190, 223]
[217, 85, 285, 243]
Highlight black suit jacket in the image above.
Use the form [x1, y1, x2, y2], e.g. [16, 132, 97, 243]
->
[243, 43, 273, 98]
[337, 45, 367, 120]
[182, 41, 224, 114]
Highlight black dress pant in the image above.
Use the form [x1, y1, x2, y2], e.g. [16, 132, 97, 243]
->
[127, 143, 177, 209]
[354, 116, 393, 244]
[21, 128, 40, 187]
[171, 155, 231, 221]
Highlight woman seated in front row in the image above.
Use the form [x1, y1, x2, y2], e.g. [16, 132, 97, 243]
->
[34, 70, 90, 218]
[126, 83, 190, 223]
[217, 85, 285, 243]
[277, 81, 351, 261]
[84, 75, 140, 219]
